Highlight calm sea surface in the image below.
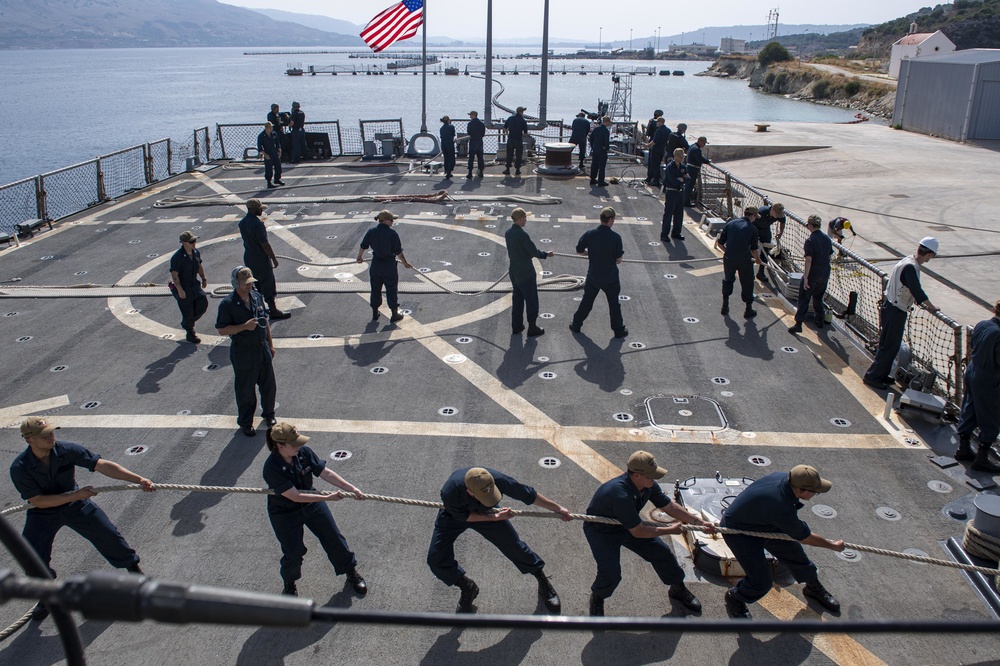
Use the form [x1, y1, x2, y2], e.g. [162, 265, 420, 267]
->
[0, 47, 865, 185]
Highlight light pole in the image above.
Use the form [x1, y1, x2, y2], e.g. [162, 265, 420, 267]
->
[599, 27, 602, 56]
[656, 26, 660, 55]
[629, 29, 633, 51]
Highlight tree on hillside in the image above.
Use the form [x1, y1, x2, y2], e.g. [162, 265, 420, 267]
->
[758, 41, 793, 66]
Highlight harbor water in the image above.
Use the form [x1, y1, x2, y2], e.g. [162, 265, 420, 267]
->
[0, 47, 866, 185]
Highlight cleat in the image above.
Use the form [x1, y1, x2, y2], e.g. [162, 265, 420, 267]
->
[725, 589, 751, 619]
[668, 584, 702, 613]
[346, 568, 368, 596]
[803, 581, 841, 613]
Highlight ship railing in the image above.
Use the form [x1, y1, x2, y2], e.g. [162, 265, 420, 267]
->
[0, 176, 43, 242]
[699, 163, 967, 411]
[192, 127, 211, 166]
[215, 122, 344, 160]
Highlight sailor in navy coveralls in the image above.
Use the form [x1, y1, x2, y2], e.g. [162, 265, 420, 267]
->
[955, 299, 1000, 473]
[427, 467, 570, 614]
[357, 209, 413, 322]
[10, 417, 154, 621]
[262, 423, 367, 597]
[721, 465, 845, 619]
[169, 230, 209, 343]
[583, 451, 712, 616]
[238, 198, 290, 320]
[215, 266, 277, 437]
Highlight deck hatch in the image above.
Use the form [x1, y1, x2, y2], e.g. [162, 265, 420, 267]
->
[645, 395, 728, 432]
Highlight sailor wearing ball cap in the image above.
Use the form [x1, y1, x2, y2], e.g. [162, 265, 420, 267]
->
[502, 105, 529, 175]
[465, 110, 486, 179]
[357, 210, 413, 322]
[721, 465, 846, 619]
[169, 230, 209, 343]
[569, 206, 628, 338]
[427, 466, 571, 614]
[864, 237, 941, 390]
[439, 115, 456, 179]
[583, 451, 715, 616]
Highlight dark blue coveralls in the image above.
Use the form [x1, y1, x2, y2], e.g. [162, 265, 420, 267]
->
[215, 289, 276, 430]
[440, 122, 456, 176]
[570, 116, 591, 166]
[360, 223, 404, 311]
[10, 441, 139, 575]
[257, 128, 283, 185]
[570, 224, 625, 335]
[589, 123, 610, 185]
[958, 315, 1000, 446]
[754, 205, 786, 279]
[584, 473, 685, 599]
[794, 229, 833, 324]
[505, 223, 548, 331]
[503, 113, 529, 171]
[290, 106, 306, 162]
[467, 117, 486, 175]
[665, 130, 689, 161]
[661, 159, 688, 239]
[239, 212, 278, 310]
[263, 445, 356, 585]
[647, 124, 669, 185]
[864, 262, 928, 385]
[719, 216, 760, 307]
[721, 472, 820, 604]
[685, 143, 710, 205]
[427, 468, 545, 586]
[169, 245, 207, 334]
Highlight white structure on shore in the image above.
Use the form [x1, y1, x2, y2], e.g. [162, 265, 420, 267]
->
[890, 29, 955, 79]
[668, 43, 718, 58]
[719, 38, 746, 54]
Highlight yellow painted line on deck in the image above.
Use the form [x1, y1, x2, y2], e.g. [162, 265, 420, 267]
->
[758, 587, 887, 666]
[688, 264, 726, 277]
[0, 395, 71, 422]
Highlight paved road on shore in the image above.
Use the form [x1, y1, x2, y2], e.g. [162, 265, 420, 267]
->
[806, 63, 897, 87]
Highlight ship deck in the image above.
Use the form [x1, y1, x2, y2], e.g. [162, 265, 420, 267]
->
[1, 151, 998, 666]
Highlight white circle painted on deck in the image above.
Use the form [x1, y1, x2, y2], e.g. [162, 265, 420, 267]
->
[438, 407, 459, 416]
[485, 225, 496, 228]
[40, 255, 54, 261]
[539, 313, 555, 319]
[540, 271, 553, 276]
[613, 412, 634, 422]
[720, 391, 734, 397]
[81, 401, 101, 410]
[629, 342, 646, 349]
[177, 410, 191, 416]
[433, 236, 444, 241]
[539, 371, 558, 380]
[203, 364, 220, 372]
[330, 450, 353, 461]
[830, 418, 852, 428]
[126, 445, 147, 456]
[478, 252, 491, 257]
[683, 317, 699, 324]
[456, 337, 473, 344]
[748, 455, 771, 467]
[537, 356, 549, 362]
[619, 295, 631, 301]
[539, 457, 562, 469]
[444, 354, 467, 364]
[539, 239, 552, 244]
[572, 297, 582, 301]
[742, 432, 756, 439]
[297, 266, 309, 272]
[417, 267, 431, 273]
[648, 242, 661, 246]
[637, 217, 648, 221]
[620, 389, 633, 396]
[927, 480, 953, 494]
[308, 334, 323, 340]
[399, 309, 413, 315]
[50, 365, 68, 373]
[781, 346, 799, 354]
[664, 274, 677, 279]
[334, 273, 353, 279]
[75, 271, 88, 276]
[812, 504, 837, 518]
[370, 367, 388, 375]
[129, 240, 142, 244]
[326, 236, 338, 240]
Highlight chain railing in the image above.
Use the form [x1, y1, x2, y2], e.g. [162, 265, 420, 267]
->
[699, 163, 966, 410]
[0, 177, 42, 240]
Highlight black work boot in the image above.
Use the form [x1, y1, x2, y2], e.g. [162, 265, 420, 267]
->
[588, 592, 605, 616]
[346, 568, 368, 595]
[372, 308, 380, 322]
[971, 443, 1000, 474]
[668, 583, 702, 613]
[724, 588, 751, 619]
[126, 563, 144, 575]
[31, 602, 50, 621]
[282, 581, 298, 596]
[721, 297, 729, 316]
[466, 171, 473, 179]
[390, 309, 404, 322]
[527, 323, 545, 337]
[803, 579, 841, 613]
[534, 571, 560, 614]
[456, 574, 479, 613]
[955, 436, 975, 461]
[743, 306, 758, 319]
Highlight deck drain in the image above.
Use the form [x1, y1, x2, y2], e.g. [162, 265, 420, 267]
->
[664, 274, 677, 279]
[433, 236, 444, 240]
[572, 297, 582, 301]
[127, 309, 142, 314]
[673, 398, 689, 404]
[126, 445, 147, 456]
[903, 548, 929, 559]
[330, 450, 353, 461]
[637, 217, 648, 221]
[742, 432, 756, 438]
[781, 346, 798, 354]
[540, 239, 552, 244]
[96, 228, 107, 232]
[74, 271, 88, 276]
[203, 364, 220, 372]
[81, 401, 101, 410]
[438, 407, 458, 416]
[539, 371, 558, 380]
[620, 389, 633, 395]
[812, 504, 837, 518]
[417, 267, 431, 273]
[192, 430, 208, 438]
[628, 342, 646, 349]
[177, 410, 191, 416]
[720, 391, 734, 397]
[455, 337, 473, 344]
[444, 354, 467, 364]
[160, 334, 175, 340]
[613, 412, 634, 422]
[334, 273, 353, 279]
[748, 455, 771, 467]
[4, 312, 18, 317]
[552, 225, 560, 228]
[370, 367, 388, 375]
[683, 317, 699, 324]
[478, 252, 491, 257]
[540, 313, 555, 319]
[712, 377, 730, 385]
[927, 480, 953, 493]
[308, 334, 324, 340]
[40, 255, 54, 260]
[904, 437, 922, 447]
[836, 549, 861, 562]
[297, 266, 310, 272]
[539, 457, 562, 469]
[619, 295, 631, 301]
[678, 410, 693, 417]
[485, 224, 496, 228]
[540, 271, 553, 276]
[326, 235, 338, 239]
[830, 418, 852, 428]
[537, 356, 550, 362]
[648, 242, 661, 246]
[146, 253, 160, 258]
[399, 309, 413, 315]
[50, 365, 68, 373]
[875, 506, 902, 521]
[128, 239, 141, 244]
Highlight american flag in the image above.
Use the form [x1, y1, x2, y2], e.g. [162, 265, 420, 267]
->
[360, 0, 424, 53]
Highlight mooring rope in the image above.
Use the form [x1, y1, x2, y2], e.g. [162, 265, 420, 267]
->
[0, 609, 33, 642]
[550, 251, 719, 265]
[153, 191, 563, 209]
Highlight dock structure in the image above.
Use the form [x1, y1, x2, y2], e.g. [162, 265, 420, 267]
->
[294, 63, 658, 76]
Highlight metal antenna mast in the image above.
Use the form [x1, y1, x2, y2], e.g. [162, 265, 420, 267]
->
[766, 8, 780, 40]
[606, 74, 632, 123]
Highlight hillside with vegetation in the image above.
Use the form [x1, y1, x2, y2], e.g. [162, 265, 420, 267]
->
[857, 0, 1000, 57]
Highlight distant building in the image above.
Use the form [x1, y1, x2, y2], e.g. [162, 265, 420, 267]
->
[889, 30, 956, 79]
[893, 49, 1000, 142]
[719, 38, 746, 54]
[667, 43, 718, 58]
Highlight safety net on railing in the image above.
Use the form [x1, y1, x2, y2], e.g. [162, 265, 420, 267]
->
[148, 139, 172, 183]
[193, 127, 211, 165]
[39, 160, 101, 223]
[216, 122, 343, 160]
[98, 145, 147, 200]
[0, 178, 39, 238]
[699, 163, 964, 409]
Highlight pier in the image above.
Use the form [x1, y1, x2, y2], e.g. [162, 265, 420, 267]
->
[292, 64, 658, 76]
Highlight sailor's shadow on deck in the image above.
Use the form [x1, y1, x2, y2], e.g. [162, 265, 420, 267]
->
[169, 434, 265, 536]
[497, 335, 539, 389]
[342, 324, 401, 366]
[573, 334, 626, 392]
[419, 627, 542, 666]
[3, 619, 112, 666]
[581, 627, 681, 665]
[235, 592, 347, 666]
[137, 343, 199, 394]
[727, 629, 815, 665]
[724, 317, 775, 361]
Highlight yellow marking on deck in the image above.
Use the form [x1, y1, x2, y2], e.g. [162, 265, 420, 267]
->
[688, 264, 726, 277]
[0, 395, 71, 422]
[759, 588, 887, 666]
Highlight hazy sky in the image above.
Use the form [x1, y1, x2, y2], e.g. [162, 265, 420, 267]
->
[224, 0, 922, 39]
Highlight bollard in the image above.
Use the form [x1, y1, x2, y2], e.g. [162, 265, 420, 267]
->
[883, 392, 894, 421]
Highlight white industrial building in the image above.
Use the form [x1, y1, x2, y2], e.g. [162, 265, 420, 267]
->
[889, 30, 956, 79]
[719, 38, 746, 54]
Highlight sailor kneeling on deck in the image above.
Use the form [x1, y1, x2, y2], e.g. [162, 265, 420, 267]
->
[263, 423, 368, 597]
[584, 451, 715, 616]
[721, 465, 845, 619]
[427, 467, 571, 614]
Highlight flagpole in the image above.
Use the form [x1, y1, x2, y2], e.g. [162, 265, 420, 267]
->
[420, 0, 428, 133]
